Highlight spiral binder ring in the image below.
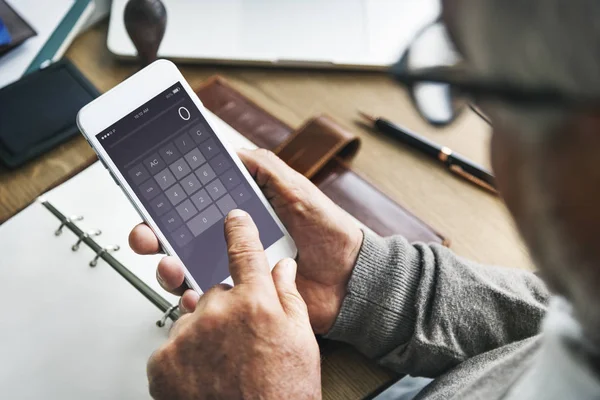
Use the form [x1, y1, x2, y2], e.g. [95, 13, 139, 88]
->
[89, 245, 120, 267]
[156, 305, 179, 327]
[72, 229, 102, 251]
[55, 216, 84, 236]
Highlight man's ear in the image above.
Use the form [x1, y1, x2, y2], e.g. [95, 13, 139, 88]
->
[547, 111, 600, 161]
[541, 111, 600, 305]
[571, 111, 600, 138]
[490, 123, 527, 217]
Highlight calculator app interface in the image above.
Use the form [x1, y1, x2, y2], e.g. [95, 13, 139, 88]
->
[96, 83, 284, 290]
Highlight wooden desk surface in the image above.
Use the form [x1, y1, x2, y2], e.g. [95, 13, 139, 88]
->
[0, 22, 532, 399]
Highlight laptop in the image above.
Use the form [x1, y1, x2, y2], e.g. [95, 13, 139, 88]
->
[107, 0, 440, 70]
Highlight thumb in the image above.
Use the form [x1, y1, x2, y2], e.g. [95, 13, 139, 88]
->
[238, 149, 309, 203]
[271, 258, 308, 318]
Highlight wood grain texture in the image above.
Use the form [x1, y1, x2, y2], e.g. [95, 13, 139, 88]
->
[0, 21, 533, 398]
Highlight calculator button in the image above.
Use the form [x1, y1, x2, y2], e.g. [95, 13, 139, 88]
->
[189, 122, 211, 144]
[138, 179, 161, 200]
[143, 152, 166, 174]
[160, 209, 183, 233]
[216, 194, 237, 216]
[154, 168, 177, 190]
[165, 183, 186, 206]
[184, 148, 206, 170]
[195, 164, 216, 185]
[158, 142, 181, 164]
[187, 205, 223, 237]
[220, 169, 241, 190]
[174, 133, 194, 154]
[176, 199, 198, 222]
[181, 173, 202, 195]
[230, 184, 251, 205]
[209, 153, 231, 175]
[190, 188, 212, 212]
[128, 164, 150, 185]
[206, 178, 226, 200]
[199, 138, 220, 160]
[172, 225, 194, 247]
[150, 194, 172, 216]
[169, 158, 192, 180]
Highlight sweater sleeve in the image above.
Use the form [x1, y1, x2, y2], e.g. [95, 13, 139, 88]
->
[324, 231, 550, 377]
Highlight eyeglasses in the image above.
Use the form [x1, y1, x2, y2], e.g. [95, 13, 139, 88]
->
[392, 22, 594, 127]
[391, 65, 595, 111]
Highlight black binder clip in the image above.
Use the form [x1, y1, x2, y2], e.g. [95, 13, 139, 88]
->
[89, 245, 120, 267]
[156, 305, 179, 327]
[72, 229, 102, 251]
[55, 215, 84, 236]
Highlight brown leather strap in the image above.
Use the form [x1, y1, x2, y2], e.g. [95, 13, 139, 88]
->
[196, 76, 292, 150]
[274, 115, 360, 179]
[197, 77, 361, 179]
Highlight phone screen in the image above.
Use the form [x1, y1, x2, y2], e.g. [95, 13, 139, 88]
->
[96, 83, 284, 290]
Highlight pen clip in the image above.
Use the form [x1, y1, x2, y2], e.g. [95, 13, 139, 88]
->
[449, 164, 498, 195]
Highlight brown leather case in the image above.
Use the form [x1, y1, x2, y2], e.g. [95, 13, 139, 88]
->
[196, 77, 448, 245]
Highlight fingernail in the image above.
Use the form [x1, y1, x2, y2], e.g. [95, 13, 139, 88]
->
[156, 269, 166, 287]
[226, 209, 247, 222]
[178, 297, 188, 314]
[280, 258, 297, 279]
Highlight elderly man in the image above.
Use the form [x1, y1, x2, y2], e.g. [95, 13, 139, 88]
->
[128, 1, 600, 398]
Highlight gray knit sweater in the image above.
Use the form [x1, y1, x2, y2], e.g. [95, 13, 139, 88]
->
[325, 232, 600, 399]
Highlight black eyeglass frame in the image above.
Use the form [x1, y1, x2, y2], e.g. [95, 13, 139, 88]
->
[390, 65, 597, 112]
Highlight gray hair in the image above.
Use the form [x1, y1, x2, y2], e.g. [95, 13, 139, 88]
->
[454, 0, 600, 96]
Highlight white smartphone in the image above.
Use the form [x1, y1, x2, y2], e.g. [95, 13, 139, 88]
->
[77, 60, 297, 293]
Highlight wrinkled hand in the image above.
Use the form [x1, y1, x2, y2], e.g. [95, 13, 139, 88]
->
[147, 210, 321, 399]
[129, 149, 363, 333]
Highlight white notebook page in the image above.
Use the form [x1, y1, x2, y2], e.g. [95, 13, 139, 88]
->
[0, 194, 166, 399]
